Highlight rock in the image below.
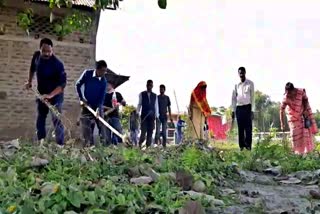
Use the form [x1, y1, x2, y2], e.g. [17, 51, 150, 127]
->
[263, 166, 282, 176]
[144, 203, 165, 212]
[162, 172, 176, 181]
[279, 177, 301, 184]
[310, 190, 320, 199]
[210, 199, 225, 207]
[3, 149, 16, 157]
[6, 139, 20, 149]
[239, 170, 256, 182]
[240, 195, 262, 205]
[176, 169, 194, 191]
[307, 180, 319, 185]
[192, 180, 206, 193]
[262, 160, 272, 168]
[230, 162, 241, 174]
[254, 175, 274, 185]
[182, 191, 224, 206]
[182, 191, 215, 201]
[30, 157, 49, 167]
[241, 189, 260, 198]
[313, 169, 320, 177]
[179, 200, 205, 214]
[141, 167, 160, 182]
[238, 179, 317, 213]
[127, 166, 142, 178]
[223, 206, 247, 214]
[261, 194, 311, 213]
[130, 176, 152, 185]
[293, 171, 313, 182]
[221, 188, 236, 196]
[41, 182, 59, 196]
[273, 176, 289, 181]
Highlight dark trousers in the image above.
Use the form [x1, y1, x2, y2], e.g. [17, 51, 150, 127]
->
[105, 117, 123, 145]
[155, 116, 168, 147]
[36, 99, 64, 145]
[80, 107, 106, 146]
[139, 117, 155, 148]
[236, 104, 252, 150]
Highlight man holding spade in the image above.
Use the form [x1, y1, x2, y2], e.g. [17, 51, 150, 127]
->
[75, 60, 108, 147]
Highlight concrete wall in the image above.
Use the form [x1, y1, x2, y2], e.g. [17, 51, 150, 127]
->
[0, 1, 99, 140]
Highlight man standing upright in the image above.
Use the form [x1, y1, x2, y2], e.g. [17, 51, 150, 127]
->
[103, 82, 126, 145]
[231, 67, 255, 151]
[155, 84, 173, 148]
[137, 80, 159, 148]
[25, 38, 66, 147]
[75, 60, 107, 147]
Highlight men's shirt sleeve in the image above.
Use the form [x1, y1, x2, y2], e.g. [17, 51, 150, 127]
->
[137, 92, 142, 113]
[30, 51, 40, 73]
[250, 80, 255, 112]
[57, 61, 67, 89]
[98, 80, 107, 110]
[155, 96, 159, 118]
[167, 96, 171, 107]
[75, 70, 87, 101]
[231, 84, 237, 112]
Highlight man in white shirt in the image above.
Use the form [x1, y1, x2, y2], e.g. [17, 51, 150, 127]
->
[231, 67, 255, 151]
[136, 80, 159, 148]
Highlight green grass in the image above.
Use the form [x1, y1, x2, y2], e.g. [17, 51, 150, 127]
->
[2, 136, 320, 213]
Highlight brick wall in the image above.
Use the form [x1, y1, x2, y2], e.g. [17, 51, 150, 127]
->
[0, 2, 99, 140]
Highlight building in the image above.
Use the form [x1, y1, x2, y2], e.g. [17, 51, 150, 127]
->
[0, 0, 100, 140]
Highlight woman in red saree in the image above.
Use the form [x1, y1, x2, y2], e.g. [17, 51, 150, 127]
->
[280, 82, 318, 154]
[189, 81, 211, 140]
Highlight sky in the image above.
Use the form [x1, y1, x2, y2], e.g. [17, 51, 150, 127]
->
[96, 0, 320, 113]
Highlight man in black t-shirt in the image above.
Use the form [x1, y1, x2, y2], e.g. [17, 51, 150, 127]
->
[103, 82, 126, 145]
[155, 84, 173, 147]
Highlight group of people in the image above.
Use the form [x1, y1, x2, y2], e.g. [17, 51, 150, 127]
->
[229, 67, 318, 154]
[24, 38, 186, 148]
[24, 37, 318, 154]
[183, 67, 319, 155]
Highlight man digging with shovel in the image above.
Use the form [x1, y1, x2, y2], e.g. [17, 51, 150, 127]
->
[25, 38, 66, 148]
[75, 60, 108, 147]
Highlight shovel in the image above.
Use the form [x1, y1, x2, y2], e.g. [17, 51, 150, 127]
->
[84, 105, 131, 146]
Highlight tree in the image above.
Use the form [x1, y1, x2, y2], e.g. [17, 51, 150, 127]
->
[314, 110, 320, 129]
[254, 90, 273, 132]
[6, 0, 167, 37]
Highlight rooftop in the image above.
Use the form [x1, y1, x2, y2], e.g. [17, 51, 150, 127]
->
[31, 0, 95, 9]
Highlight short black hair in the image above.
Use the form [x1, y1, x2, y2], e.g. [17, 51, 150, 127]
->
[238, 67, 246, 73]
[40, 38, 53, 48]
[160, 84, 166, 90]
[96, 60, 107, 70]
[285, 82, 295, 92]
[147, 80, 153, 85]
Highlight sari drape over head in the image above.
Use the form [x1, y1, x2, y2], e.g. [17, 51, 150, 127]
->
[280, 88, 318, 154]
[189, 81, 211, 140]
[190, 81, 211, 117]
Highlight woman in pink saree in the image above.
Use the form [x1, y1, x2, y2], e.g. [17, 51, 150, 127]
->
[280, 82, 318, 154]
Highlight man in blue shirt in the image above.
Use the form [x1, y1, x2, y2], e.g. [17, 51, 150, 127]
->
[25, 38, 66, 147]
[75, 60, 108, 147]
